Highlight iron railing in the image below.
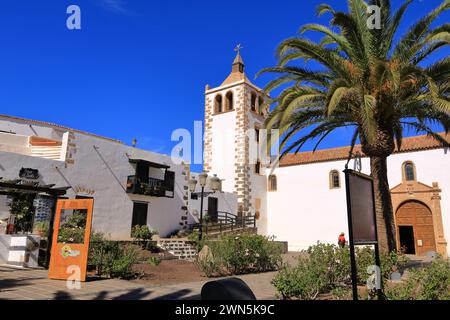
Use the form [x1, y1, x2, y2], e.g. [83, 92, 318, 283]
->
[189, 211, 256, 236]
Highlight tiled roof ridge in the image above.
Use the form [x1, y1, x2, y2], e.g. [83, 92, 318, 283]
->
[279, 133, 448, 167]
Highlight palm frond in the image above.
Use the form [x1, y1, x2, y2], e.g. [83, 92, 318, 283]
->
[401, 121, 450, 148]
[326, 86, 350, 115]
[393, 0, 450, 61]
[259, 0, 449, 163]
[275, 38, 353, 81]
[316, 3, 335, 16]
[300, 24, 352, 55]
[381, 0, 413, 56]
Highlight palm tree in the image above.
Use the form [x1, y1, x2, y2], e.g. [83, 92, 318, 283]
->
[259, 0, 450, 252]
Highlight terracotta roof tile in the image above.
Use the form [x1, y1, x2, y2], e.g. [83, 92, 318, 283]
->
[221, 71, 248, 86]
[29, 136, 62, 146]
[279, 133, 449, 167]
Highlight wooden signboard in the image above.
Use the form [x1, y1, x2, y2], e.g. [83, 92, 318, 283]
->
[48, 199, 93, 282]
[346, 171, 377, 244]
[344, 169, 383, 300]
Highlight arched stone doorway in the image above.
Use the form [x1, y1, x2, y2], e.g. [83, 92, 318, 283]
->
[391, 178, 448, 257]
[396, 201, 436, 256]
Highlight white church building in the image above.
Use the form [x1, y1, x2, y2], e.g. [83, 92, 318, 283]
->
[203, 51, 449, 257]
[0, 51, 448, 258]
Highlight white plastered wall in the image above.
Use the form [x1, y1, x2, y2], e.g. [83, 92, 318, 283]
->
[267, 148, 450, 254]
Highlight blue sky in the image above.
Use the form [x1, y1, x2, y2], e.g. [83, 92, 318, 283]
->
[0, 0, 448, 171]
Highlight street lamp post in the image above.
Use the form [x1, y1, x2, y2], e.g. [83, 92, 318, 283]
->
[188, 172, 222, 242]
[197, 172, 208, 241]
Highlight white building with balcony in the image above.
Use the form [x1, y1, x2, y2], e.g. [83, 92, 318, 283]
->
[0, 114, 197, 239]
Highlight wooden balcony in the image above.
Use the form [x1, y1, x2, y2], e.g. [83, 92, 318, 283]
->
[126, 176, 172, 198]
[126, 158, 175, 198]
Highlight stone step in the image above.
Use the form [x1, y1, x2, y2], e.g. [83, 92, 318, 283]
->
[156, 239, 198, 261]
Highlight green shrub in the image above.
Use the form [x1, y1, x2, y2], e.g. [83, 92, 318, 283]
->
[147, 256, 162, 266]
[273, 260, 324, 300]
[9, 194, 35, 233]
[381, 250, 409, 280]
[195, 234, 283, 277]
[88, 234, 139, 279]
[33, 221, 49, 237]
[57, 212, 87, 243]
[386, 257, 450, 300]
[196, 253, 223, 277]
[307, 243, 351, 287]
[187, 229, 199, 242]
[89, 231, 105, 246]
[109, 244, 139, 278]
[131, 225, 156, 241]
[188, 231, 210, 252]
[331, 286, 353, 300]
[131, 225, 157, 250]
[187, 229, 200, 242]
[272, 242, 408, 300]
[355, 246, 409, 285]
[58, 227, 85, 244]
[272, 243, 350, 300]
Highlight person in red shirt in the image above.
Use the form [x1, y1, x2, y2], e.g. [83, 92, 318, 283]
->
[338, 232, 346, 248]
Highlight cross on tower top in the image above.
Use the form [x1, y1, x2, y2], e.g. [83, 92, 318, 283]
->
[232, 44, 244, 72]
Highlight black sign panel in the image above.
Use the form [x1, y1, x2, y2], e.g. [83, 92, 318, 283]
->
[346, 170, 377, 244]
[19, 168, 40, 180]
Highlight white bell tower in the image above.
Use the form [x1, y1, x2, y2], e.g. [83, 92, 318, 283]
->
[203, 46, 269, 233]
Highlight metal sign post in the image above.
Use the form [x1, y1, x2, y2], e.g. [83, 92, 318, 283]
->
[344, 169, 384, 300]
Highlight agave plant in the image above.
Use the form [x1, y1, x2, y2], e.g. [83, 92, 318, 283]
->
[259, 0, 450, 251]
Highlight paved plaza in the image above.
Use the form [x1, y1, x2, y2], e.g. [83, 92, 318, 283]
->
[0, 265, 277, 300]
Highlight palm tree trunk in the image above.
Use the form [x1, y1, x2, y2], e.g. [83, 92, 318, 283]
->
[370, 156, 397, 252]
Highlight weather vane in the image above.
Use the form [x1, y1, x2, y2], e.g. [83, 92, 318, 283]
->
[234, 43, 243, 53]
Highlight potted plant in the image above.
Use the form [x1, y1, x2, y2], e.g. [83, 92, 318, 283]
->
[33, 221, 49, 237]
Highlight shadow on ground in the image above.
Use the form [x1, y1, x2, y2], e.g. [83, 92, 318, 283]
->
[52, 287, 199, 300]
[0, 277, 41, 292]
